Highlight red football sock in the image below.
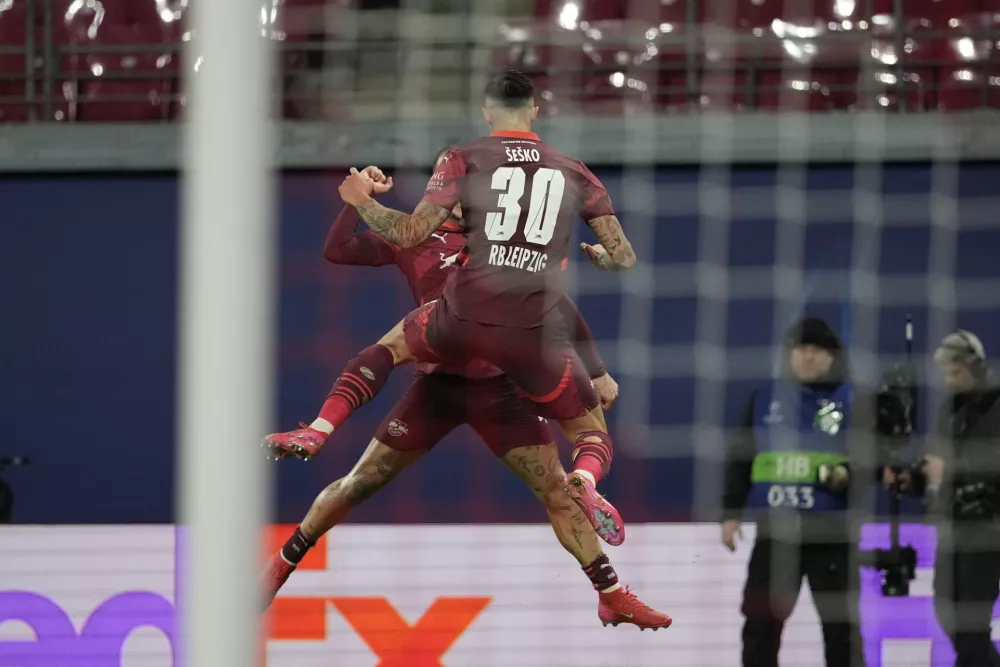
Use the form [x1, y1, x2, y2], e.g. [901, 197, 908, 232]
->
[279, 525, 315, 565]
[572, 431, 614, 485]
[317, 344, 394, 430]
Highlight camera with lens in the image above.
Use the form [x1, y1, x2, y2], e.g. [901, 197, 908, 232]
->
[859, 324, 919, 596]
[952, 481, 999, 520]
[876, 362, 917, 440]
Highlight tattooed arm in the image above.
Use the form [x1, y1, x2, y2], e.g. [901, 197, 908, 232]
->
[355, 200, 452, 249]
[337, 167, 452, 248]
[581, 215, 637, 271]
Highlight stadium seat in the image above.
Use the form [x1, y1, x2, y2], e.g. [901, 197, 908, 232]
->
[697, 70, 749, 111]
[755, 69, 840, 111]
[281, 0, 337, 40]
[936, 66, 1000, 111]
[54, 0, 175, 121]
[0, 0, 28, 60]
[0, 0, 37, 120]
[657, 0, 692, 26]
[531, 73, 583, 115]
[0, 82, 29, 122]
[656, 73, 689, 112]
[944, 11, 1000, 64]
[850, 68, 930, 111]
[533, 0, 623, 23]
[704, 0, 829, 31]
[133, 0, 186, 42]
[905, 0, 986, 26]
[580, 71, 656, 115]
[75, 78, 166, 120]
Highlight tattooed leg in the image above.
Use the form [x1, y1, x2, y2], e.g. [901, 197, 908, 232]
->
[300, 439, 424, 539]
[501, 443, 604, 566]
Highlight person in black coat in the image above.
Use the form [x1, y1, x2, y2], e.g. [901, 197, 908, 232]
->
[889, 330, 1000, 666]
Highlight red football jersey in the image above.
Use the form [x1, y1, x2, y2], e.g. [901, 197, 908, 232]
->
[421, 130, 614, 329]
[324, 205, 497, 377]
[324, 205, 465, 306]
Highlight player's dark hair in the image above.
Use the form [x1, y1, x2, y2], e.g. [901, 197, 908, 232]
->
[484, 70, 535, 108]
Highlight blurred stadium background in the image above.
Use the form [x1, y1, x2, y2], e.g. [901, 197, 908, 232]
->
[2, 0, 1000, 665]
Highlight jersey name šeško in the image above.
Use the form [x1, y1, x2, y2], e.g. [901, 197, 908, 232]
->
[421, 130, 614, 329]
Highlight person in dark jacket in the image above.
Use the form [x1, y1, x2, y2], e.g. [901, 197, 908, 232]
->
[721, 316, 870, 667]
[890, 330, 1000, 666]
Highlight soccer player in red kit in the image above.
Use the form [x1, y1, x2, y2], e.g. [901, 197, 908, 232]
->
[335, 71, 638, 549]
[261, 160, 671, 630]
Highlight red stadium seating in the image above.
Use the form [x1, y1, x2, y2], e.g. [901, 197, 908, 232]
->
[756, 69, 841, 111]
[936, 66, 1000, 111]
[0, 0, 30, 121]
[54, 0, 174, 120]
[697, 70, 750, 111]
[580, 71, 657, 115]
[1, 0, 999, 120]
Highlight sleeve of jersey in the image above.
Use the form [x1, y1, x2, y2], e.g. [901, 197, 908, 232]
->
[420, 150, 466, 210]
[578, 162, 615, 220]
[323, 205, 399, 266]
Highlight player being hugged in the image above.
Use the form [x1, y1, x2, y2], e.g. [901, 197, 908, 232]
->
[332, 71, 637, 548]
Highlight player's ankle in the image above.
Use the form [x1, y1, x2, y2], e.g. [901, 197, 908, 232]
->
[598, 583, 622, 594]
[572, 467, 597, 486]
[583, 554, 619, 591]
[571, 431, 613, 485]
[279, 525, 315, 565]
[310, 418, 334, 435]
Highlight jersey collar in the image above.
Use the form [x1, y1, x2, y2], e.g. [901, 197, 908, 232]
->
[490, 130, 540, 140]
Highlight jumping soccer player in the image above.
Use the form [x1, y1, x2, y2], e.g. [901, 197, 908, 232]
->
[333, 70, 637, 549]
[261, 162, 671, 631]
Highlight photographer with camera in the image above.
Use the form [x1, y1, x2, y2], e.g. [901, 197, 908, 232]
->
[721, 317, 870, 667]
[887, 330, 1000, 666]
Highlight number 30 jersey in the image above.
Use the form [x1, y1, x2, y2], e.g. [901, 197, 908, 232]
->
[421, 130, 615, 329]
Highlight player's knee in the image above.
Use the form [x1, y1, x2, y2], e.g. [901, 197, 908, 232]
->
[561, 412, 606, 443]
[376, 337, 411, 366]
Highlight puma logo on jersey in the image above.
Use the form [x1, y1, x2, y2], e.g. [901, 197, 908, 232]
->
[439, 253, 460, 269]
[430, 232, 449, 243]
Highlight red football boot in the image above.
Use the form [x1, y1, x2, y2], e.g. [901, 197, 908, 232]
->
[564, 471, 625, 546]
[261, 552, 295, 611]
[598, 586, 672, 630]
[263, 423, 328, 461]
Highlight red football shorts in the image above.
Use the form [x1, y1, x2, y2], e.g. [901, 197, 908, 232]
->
[402, 299, 599, 421]
[374, 372, 552, 456]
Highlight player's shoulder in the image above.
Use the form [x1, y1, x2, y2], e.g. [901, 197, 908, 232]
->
[534, 143, 597, 177]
